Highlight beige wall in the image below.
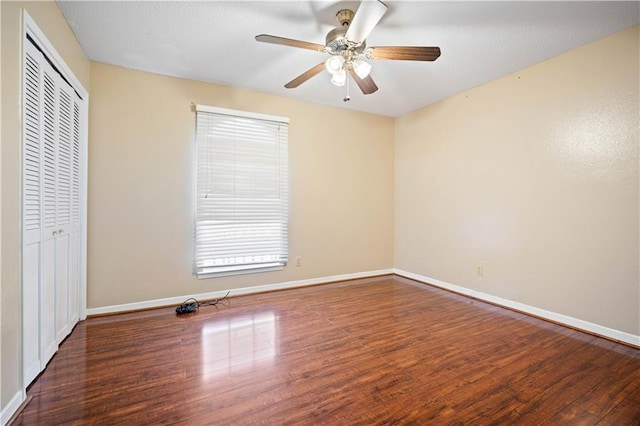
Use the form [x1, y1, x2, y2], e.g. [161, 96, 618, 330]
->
[395, 26, 639, 335]
[1, 0, 89, 411]
[87, 62, 395, 308]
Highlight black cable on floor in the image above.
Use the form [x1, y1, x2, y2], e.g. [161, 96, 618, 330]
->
[175, 291, 231, 315]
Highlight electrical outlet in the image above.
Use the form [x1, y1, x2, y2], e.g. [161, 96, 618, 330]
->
[296, 257, 302, 267]
[476, 264, 484, 277]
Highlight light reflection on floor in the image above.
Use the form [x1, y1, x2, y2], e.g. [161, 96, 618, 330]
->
[201, 311, 277, 380]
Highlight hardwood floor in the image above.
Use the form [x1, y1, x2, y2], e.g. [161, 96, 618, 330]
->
[13, 276, 640, 425]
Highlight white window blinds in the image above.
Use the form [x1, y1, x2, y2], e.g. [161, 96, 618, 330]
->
[194, 105, 289, 278]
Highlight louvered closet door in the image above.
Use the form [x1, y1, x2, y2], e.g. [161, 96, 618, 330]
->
[54, 80, 73, 343]
[68, 94, 82, 325]
[22, 40, 44, 386]
[40, 57, 59, 364]
[22, 37, 84, 386]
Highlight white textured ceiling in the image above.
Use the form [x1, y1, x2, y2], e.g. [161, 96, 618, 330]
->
[57, 1, 639, 117]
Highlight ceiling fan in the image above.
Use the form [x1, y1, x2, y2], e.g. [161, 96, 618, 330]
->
[255, 0, 441, 101]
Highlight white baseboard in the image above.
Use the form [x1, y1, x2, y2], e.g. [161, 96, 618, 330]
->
[1, 391, 24, 426]
[394, 269, 640, 347]
[86, 269, 394, 316]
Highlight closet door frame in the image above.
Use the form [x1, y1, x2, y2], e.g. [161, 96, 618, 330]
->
[20, 9, 88, 391]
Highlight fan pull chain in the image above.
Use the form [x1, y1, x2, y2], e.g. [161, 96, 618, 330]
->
[343, 71, 351, 102]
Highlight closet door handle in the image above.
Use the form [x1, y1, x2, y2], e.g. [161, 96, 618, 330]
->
[53, 230, 58, 236]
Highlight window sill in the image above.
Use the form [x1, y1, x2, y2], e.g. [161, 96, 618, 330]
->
[196, 263, 285, 279]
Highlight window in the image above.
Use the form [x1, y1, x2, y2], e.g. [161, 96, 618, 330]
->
[194, 105, 289, 278]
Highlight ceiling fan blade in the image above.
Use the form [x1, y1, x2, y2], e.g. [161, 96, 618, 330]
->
[255, 34, 326, 52]
[345, 0, 388, 45]
[348, 68, 378, 95]
[285, 63, 326, 89]
[367, 46, 441, 61]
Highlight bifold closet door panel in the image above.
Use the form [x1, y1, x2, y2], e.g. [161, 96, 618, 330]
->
[40, 56, 59, 366]
[68, 94, 82, 326]
[55, 80, 74, 343]
[22, 41, 43, 385]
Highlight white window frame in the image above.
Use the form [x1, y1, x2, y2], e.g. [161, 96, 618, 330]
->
[193, 104, 289, 279]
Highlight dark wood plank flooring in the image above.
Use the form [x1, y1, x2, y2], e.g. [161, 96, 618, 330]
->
[13, 276, 640, 425]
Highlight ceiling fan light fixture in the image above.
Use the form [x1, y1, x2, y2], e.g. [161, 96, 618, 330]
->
[325, 55, 345, 74]
[352, 59, 372, 79]
[331, 68, 347, 86]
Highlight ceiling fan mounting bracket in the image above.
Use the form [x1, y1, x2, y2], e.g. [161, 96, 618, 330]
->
[335, 9, 354, 26]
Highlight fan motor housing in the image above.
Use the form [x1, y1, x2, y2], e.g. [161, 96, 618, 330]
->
[325, 26, 366, 54]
